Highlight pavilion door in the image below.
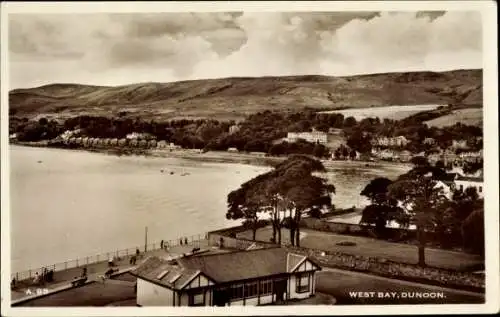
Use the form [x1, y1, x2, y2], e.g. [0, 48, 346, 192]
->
[273, 279, 287, 303]
[213, 288, 229, 306]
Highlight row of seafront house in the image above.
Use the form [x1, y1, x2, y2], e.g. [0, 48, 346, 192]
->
[370, 136, 483, 165]
[47, 130, 181, 151]
[10, 126, 482, 166]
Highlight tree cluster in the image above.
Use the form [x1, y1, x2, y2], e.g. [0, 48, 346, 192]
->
[227, 155, 335, 247]
[360, 157, 485, 266]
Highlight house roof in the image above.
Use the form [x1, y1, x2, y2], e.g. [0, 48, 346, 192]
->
[286, 253, 307, 272]
[131, 256, 200, 289]
[133, 247, 321, 289]
[179, 247, 319, 285]
[177, 247, 289, 283]
[455, 175, 484, 182]
[440, 173, 458, 182]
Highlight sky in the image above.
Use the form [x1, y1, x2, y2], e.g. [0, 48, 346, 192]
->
[8, 11, 483, 89]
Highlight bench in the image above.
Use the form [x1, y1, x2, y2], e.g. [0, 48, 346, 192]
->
[71, 276, 87, 287]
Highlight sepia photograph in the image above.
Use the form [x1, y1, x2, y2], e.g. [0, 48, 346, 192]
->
[1, 1, 498, 316]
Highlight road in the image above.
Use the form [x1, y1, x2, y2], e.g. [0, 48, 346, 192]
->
[316, 267, 484, 305]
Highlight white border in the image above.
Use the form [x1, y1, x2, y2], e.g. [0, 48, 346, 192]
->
[1, 1, 498, 316]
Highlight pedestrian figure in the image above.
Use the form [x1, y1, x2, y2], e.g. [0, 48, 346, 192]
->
[11, 277, 17, 290]
[160, 240, 164, 249]
[180, 238, 183, 245]
[41, 268, 47, 283]
[81, 267, 87, 278]
[136, 248, 140, 257]
[184, 237, 188, 245]
[33, 272, 40, 285]
[47, 270, 54, 282]
[129, 255, 137, 265]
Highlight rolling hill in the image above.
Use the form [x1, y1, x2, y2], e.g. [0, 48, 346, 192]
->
[9, 69, 482, 123]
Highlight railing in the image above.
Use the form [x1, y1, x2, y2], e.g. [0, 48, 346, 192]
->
[11, 233, 209, 282]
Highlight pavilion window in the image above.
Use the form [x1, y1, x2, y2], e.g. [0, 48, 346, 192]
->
[230, 284, 244, 301]
[189, 290, 205, 306]
[244, 281, 259, 298]
[259, 280, 273, 296]
[296, 273, 310, 293]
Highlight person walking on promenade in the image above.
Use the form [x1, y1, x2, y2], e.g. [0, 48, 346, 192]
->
[129, 255, 137, 265]
[184, 237, 188, 245]
[160, 240, 164, 249]
[33, 272, 40, 285]
[180, 238, 183, 246]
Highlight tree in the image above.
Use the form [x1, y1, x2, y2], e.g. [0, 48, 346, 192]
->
[228, 155, 335, 247]
[346, 130, 372, 154]
[461, 207, 485, 257]
[388, 174, 448, 267]
[360, 177, 393, 205]
[226, 180, 266, 241]
[360, 177, 402, 237]
[271, 155, 335, 246]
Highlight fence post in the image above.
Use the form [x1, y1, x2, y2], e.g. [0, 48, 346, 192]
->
[53, 264, 56, 271]
[29, 269, 31, 278]
[16, 272, 19, 280]
[86, 257, 89, 265]
[76, 259, 79, 267]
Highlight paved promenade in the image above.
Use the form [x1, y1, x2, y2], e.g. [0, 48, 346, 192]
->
[11, 240, 209, 303]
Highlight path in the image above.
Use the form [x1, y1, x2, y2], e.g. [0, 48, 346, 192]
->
[11, 240, 209, 303]
[316, 267, 484, 305]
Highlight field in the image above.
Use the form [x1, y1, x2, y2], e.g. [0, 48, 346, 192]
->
[9, 69, 482, 122]
[237, 226, 482, 271]
[319, 104, 443, 121]
[425, 107, 483, 128]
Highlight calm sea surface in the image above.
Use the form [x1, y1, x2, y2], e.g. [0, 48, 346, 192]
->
[10, 146, 410, 272]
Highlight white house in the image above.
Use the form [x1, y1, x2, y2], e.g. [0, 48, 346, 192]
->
[454, 175, 484, 198]
[434, 180, 454, 200]
[286, 131, 328, 144]
[132, 247, 321, 307]
[229, 125, 240, 135]
[126, 132, 156, 140]
[452, 139, 469, 150]
[371, 136, 410, 148]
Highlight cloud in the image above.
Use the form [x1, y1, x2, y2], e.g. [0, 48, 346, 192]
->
[8, 11, 482, 88]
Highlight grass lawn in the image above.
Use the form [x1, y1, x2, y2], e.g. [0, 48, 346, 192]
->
[237, 226, 483, 271]
[316, 270, 484, 305]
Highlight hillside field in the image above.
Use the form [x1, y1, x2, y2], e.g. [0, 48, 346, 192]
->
[9, 69, 482, 123]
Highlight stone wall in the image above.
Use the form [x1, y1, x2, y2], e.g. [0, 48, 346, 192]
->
[300, 217, 364, 234]
[208, 232, 276, 250]
[299, 217, 416, 241]
[287, 246, 485, 291]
